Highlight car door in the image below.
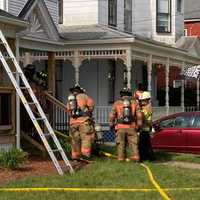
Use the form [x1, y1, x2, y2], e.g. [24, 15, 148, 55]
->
[185, 114, 200, 153]
[151, 115, 188, 152]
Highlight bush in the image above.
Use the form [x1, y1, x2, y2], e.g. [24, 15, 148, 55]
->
[0, 148, 28, 170]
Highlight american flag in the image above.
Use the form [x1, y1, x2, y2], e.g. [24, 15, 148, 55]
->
[181, 65, 200, 79]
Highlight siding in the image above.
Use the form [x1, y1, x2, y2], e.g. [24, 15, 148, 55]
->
[133, 0, 152, 37]
[8, 0, 58, 25]
[98, 0, 108, 26]
[44, 0, 59, 25]
[63, 0, 98, 26]
[8, 0, 27, 16]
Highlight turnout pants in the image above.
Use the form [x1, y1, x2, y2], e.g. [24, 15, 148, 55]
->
[116, 128, 139, 161]
[69, 120, 95, 159]
[139, 132, 154, 161]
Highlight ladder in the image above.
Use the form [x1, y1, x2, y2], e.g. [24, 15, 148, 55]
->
[0, 30, 74, 175]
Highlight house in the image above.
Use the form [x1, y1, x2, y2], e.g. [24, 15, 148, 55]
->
[0, 0, 200, 149]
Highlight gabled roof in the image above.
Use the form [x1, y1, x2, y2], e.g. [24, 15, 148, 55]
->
[0, 9, 28, 28]
[176, 36, 200, 57]
[18, 0, 59, 41]
[184, 0, 200, 20]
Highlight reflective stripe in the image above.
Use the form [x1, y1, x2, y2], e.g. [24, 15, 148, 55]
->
[81, 148, 91, 155]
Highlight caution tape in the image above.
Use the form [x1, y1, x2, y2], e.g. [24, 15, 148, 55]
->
[0, 187, 200, 193]
[140, 163, 172, 200]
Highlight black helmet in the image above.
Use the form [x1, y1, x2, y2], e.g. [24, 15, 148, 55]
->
[69, 84, 84, 93]
[120, 88, 132, 97]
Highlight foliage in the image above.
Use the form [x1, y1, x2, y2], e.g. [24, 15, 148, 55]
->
[0, 148, 27, 170]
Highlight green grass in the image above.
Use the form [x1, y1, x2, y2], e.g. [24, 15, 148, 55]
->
[0, 148, 200, 200]
[153, 150, 200, 163]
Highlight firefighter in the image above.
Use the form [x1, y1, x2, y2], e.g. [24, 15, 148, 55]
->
[66, 85, 95, 160]
[109, 88, 142, 162]
[138, 91, 154, 161]
[134, 83, 145, 102]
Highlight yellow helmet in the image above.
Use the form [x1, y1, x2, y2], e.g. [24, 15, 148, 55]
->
[139, 91, 151, 100]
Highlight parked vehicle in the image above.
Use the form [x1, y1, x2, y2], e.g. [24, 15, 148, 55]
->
[151, 112, 200, 154]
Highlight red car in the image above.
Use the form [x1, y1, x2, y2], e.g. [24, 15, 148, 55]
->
[151, 112, 200, 154]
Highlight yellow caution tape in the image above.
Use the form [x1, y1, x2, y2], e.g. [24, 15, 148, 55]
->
[141, 163, 172, 200]
[0, 187, 200, 192]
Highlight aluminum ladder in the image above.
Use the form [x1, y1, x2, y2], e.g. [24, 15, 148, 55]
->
[0, 30, 74, 175]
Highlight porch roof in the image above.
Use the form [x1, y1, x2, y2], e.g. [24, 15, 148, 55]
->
[0, 9, 28, 28]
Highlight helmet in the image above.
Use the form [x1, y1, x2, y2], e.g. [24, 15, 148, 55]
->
[139, 91, 151, 100]
[69, 84, 84, 93]
[120, 88, 132, 97]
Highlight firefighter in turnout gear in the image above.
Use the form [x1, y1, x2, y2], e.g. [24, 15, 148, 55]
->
[109, 88, 143, 162]
[66, 85, 95, 160]
[138, 91, 154, 161]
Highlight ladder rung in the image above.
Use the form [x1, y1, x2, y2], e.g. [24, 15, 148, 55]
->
[28, 102, 37, 105]
[52, 149, 61, 152]
[35, 118, 45, 121]
[20, 86, 29, 89]
[12, 71, 22, 75]
[4, 57, 13, 60]
[44, 133, 52, 137]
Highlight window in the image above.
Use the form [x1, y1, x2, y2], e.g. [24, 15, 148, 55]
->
[124, 0, 132, 32]
[0, 93, 11, 126]
[192, 116, 200, 127]
[108, 0, 117, 27]
[58, 0, 63, 24]
[160, 118, 175, 128]
[174, 116, 190, 128]
[156, 0, 171, 33]
[177, 0, 182, 13]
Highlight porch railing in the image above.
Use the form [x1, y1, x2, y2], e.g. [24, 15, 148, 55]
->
[43, 92, 200, 133]
[44, 92, 68, 132]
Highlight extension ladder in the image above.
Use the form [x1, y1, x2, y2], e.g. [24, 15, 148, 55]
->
[0, 30, 74, 175]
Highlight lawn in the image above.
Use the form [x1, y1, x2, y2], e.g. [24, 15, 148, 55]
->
[0, 149, 200, 200]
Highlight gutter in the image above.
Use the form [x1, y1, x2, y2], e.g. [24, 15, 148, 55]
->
[0, 15, 29, 28]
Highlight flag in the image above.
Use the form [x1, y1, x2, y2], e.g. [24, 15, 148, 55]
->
[181, 65, 200, 79]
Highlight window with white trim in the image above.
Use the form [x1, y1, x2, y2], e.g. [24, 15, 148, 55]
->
[108, 0, 117, 27]
[156, 0, 171, 33]
[124, 0, 132, 32]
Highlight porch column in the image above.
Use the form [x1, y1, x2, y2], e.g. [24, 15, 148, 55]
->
[197, 79, 200, 109]
[126, 49, 132, 89]
[147, 54, 152, 93]
[181, 62, 185, 111]
[165, 58, 170, 115]
[73, 50, 81, 85]
[24, 52, 32, 66]
[47, 52, 56, 96]
[16, 37, 20, 149]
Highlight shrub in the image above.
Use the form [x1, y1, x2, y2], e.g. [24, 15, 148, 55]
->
[0, 148, 28, 170]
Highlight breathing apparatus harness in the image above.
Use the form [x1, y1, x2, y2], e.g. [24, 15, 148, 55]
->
[68, 94, 90, 118]
[118, 98, 134, 124]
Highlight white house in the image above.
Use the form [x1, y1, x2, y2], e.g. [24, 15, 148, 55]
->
[0, 0, 200, 148]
